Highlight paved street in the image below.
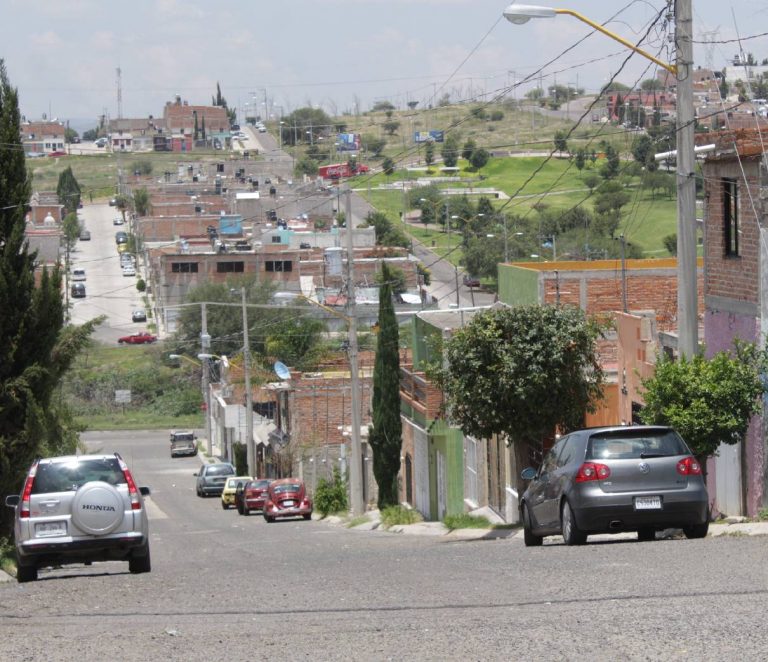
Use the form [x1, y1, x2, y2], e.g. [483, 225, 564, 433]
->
[1, 431, 767, 661]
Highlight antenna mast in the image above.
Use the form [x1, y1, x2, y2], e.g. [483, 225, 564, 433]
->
[116, 67, 123, 119]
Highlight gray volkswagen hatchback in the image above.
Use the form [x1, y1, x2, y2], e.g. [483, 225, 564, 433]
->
[5, 453, 151, 582]
[519, 426, 709, 546]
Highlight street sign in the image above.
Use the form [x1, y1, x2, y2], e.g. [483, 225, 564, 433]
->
[114, 389, 131, 404]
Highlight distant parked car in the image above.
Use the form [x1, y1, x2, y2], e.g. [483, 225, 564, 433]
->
[108, 197, 117, 205]
[96, 138, 107, 148]
[221, 477, 252, 509]
[263, 478, 312, 522]
[72, 268, 86, 281]
[131, 309, 147, 323]
[79, 229, 91, 241]
[115, 231, 128, 243]
[463, 274, 481, 288]
[237, 479, 273, 515]
[113, 216, 124, 225]
[519, 425, 710, 547]
[122, 265, 136, 277]
[71, 283, 86, 298]
[194, 463, 236, 497]
[117, 332, 157, 345]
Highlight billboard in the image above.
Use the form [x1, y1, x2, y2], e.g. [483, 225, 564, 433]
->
[413, 130, 445, 144]
[336, 133, 361, 151]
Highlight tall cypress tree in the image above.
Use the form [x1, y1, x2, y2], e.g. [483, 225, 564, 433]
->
[368, 263, 402, 508]
[56, 166, 81, 213]
[0, 60, 98, 537]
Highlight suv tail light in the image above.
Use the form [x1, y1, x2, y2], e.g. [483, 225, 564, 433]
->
[117, 456, 142, 510]
[575, 462, 611, 483]
[676, 456, 702, 476]
[19, 461, 39, 518]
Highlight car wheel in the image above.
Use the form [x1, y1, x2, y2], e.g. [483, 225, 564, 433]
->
[303, 513, 312, 520]
[221, 501, 229, 510]
[16, 560, 37, 583]
[264, 514, 274, 523]
[683, 521, 709, 539]
[129, 544, 151, 574]
[561, 501, 587, 545]
[197, 486, 202, 497]
[242, 506, 249, 516]
[637, 527, 655, 542]
[522, 504, 543, 547]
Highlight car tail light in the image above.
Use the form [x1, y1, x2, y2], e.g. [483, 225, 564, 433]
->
[301, 499, 311, 508]
[676, 456, 702, 476]
[19, 461, 39, 518]
[575, 462, 611, 483]
[117, 456, 142, 510]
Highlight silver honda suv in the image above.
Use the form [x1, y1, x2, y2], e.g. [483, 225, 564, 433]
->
[4, 453, 151, 583]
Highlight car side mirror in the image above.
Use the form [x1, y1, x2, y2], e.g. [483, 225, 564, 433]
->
[5, 494, 20, 508]
[193, 472, 198, 477]
[521, 467, 537, 481]
[139, 486, 151, 496]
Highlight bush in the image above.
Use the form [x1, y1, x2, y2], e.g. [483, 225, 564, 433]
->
[233, 443, 247, 475]
[443, 513, 491, 530]
[314, 468, 348, 516]
[381, 505, 422, 527]
[490, 110, 504, 121]
[136, 278, 146, 292]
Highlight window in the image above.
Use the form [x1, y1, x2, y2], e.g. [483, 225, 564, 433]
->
[271, 236, 281, 243]
[217, 261, 244, 273]
[171, 262, 199, 273]
[723, 178, 739, 257]
[265, 260, 293, 272]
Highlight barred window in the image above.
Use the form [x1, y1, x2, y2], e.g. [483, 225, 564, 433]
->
[723, 178, 739, 257]
[265, 260, 293, 272]
[217, 261, 244, 273]
[171, 262, 199, 273]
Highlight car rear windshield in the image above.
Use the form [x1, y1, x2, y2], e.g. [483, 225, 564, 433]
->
[172, 433, 194, 442]
[273, 483, 302, 494]
[586, 429, 690, 461]
[206, 465, 235, 476]
[32, 458, 125, 494]
[248, 480, 271, 490]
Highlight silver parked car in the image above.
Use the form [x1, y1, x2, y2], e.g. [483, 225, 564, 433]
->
[4, 453, 151, 582]
[520, 426, 709, 546]
[194, 462, 236, 497]
[170, 430, 197, 458]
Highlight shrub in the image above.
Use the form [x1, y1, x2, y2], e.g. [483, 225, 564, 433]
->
[381, 505, 422, 527]
[490, 110, 504, 121]
[233, 443, 247, 475]
[136, 278, 146, 292]
[314, 468, 348, 516]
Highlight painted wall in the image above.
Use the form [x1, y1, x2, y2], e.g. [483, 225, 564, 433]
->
[428, 421, 465, 520]
[498, 264, 539, 306]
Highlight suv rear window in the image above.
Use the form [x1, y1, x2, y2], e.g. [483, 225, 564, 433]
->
[32, 458, 125, 494]
[171, 433, 194, 442]
[586, 429, 690, 461]
[206, 465, 235, 476]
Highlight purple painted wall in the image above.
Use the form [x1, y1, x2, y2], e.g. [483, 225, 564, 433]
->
[704, 309, 763, 516]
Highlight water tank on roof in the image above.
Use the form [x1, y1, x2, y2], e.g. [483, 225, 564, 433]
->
[325, 247, 343, 277]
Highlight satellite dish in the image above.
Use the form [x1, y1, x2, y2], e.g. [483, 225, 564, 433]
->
[274, 361, 291, 380]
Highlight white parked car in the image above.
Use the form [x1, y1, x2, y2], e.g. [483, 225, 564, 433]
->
[122, 265, 136, 277]
[72, 268, 86, 281]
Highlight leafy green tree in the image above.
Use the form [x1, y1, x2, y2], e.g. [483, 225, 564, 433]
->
[639, 342, 768, 473]
[133, 160, 153, 175]
[461, 138, 476, 161]
[114, 193, 131, 222]
[574, 148, 586, 171]
[368, 263, 402, 508]
[382, 157, 395, 177]
[282, 107, 332, 146]
[490, 110, 504, 121]
[440, 305, 605, 497]
[554, 130, 568, 155]
[631, 134, 653, 165]
[640, 78, 662, 90]
[62, 212, 80, 248]
[424, 141, 434, 167]
[64, 127, 78, 144]
[365, 210, 408, 248]
[133, 188, 151, 217]
[662, 233, 677, 256]
[294, 157, 319, 177]
[600, 144, 620, 180]
[82, 127, 98, 141]
[375, 264, 406, 295]
[363, 135, 387, 157]
[0, 60, 99, 538]
[193, 111, 199, 141]
[265, 316, 328, 371]
[441, 134, 460, 168]
[382, 120, 400, 136]
[56, 166, 81, 214]
[462, 235, 504, 279]
[469, 148, 489, 171]
[582, 172, 601, 193]
[372, 100, 395, 112]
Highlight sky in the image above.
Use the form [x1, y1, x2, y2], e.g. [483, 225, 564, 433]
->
[2, 0, 768, 131]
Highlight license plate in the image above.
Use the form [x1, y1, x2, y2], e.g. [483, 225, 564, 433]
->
[36, 521, 67, 538]
[634, 496, 662, 510]
[282, 500, 294, 507]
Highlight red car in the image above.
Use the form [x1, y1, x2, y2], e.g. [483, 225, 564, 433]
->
[263, 478, 312, 522]
[236, 478, 273, 515]
[118, 332, 157, 345]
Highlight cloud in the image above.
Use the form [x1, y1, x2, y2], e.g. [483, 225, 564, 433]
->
[30, 31, 64, 48]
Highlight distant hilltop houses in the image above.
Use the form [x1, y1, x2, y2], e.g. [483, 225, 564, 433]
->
[20, 97, 236, 155]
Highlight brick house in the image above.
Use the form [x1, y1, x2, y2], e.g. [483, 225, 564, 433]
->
[700, 128, 768, 517]
[20, 120, 66, 155]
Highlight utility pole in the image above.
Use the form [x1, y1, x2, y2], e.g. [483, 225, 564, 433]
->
[345, 187, 365, 515]
[200, 304, 212, 456]
[619, 234, 628, 313]
[242, 287, 255, 476]
[675, 0, 698, 357]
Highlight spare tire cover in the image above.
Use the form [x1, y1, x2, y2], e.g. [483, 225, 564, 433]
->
[71, 482, 124, 535]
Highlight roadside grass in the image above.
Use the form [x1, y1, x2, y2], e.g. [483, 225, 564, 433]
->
[380, 505, 422, 528]
[0, 538, 15, 576]
[347, 515, 370, 528]
[443, 513, 492, 530]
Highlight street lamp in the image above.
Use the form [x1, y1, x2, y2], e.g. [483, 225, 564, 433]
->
[503, 2, 697, 357]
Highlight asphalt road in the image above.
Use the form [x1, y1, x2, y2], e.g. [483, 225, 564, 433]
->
[68, 203, 147, 343]
[1, 430, 767, 661]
